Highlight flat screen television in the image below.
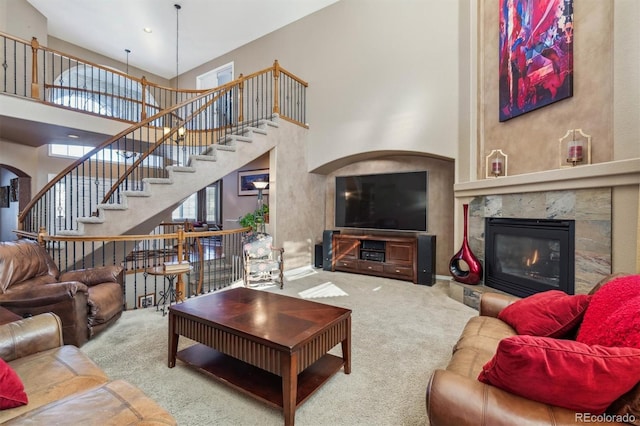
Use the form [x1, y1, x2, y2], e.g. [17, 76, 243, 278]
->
[335, 171, 428, 232]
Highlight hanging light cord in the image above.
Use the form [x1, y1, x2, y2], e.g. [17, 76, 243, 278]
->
[175, 4, 181, 89]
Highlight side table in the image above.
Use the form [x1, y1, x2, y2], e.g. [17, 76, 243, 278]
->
[145, 266, 191, 316]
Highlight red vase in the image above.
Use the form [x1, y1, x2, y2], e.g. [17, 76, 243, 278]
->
[449, 204, 482, 285]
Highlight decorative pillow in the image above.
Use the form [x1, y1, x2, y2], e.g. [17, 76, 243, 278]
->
[478, 335, 640, 414]
[498, 290, 591, 338]
[577, 275, 640, 349]
[0, 358, 28, 410]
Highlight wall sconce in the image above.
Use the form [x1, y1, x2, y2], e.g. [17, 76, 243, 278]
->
[559, 129, 591, 167]
[485, 149, 508, 178]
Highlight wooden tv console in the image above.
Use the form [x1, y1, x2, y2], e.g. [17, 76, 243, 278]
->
[331, 234, 417, 283]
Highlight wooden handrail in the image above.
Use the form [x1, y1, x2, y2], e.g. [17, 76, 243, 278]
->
[18, 226, 250, 244]
[99, 86, 233, 207]
[17, 105, 173, 224]
[17, 227, 250, 302]
[7, 30, 309, 235]
[18, 62, 281, 225]
[0, 32, 204, 98]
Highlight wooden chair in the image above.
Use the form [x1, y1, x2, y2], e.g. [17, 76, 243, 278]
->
[242, 233, 284, 289]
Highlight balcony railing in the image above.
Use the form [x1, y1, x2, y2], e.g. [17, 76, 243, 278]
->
[1, 32, 308, 235]
[1, 33, 205, 120]
[14, 226, 250, 311]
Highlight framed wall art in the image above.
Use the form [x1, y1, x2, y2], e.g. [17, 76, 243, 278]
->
[138, 293, 155, 309]
[499, 0, 574, 121]
[237, 169, 269, 196]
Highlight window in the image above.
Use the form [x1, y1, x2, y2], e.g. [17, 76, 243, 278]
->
[50, 144, 94, 159]
[205, 183, 221, 223]
[49, 143, 161, 164]
[48, 65, 159, 122]
[197, 63, 234, 129]
[172, 193, 197, 220]
[170, 181, 221, 224]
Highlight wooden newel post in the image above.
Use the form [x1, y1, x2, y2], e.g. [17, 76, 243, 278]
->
[272, 60, 280, 115]
[30, 37, 40, 99]
[238, 74, 244, 123]
[176, 227, 185, 302]
[17, 212, 23, 231]
[37, 227, 47, 247]
[140, 76, 148, 120]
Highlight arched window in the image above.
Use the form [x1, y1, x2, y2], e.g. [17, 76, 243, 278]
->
[48, 65, 159, 122]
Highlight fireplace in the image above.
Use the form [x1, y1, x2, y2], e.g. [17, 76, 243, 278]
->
[484, 218, 575, 297]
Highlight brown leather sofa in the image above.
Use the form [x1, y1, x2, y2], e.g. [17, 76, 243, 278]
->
[426, 284, 640, 426]
[0, 239, 124, 346]
[0, 312, 176, 424]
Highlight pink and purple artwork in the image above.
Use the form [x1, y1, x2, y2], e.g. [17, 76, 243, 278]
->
[499, 0, 574, 122]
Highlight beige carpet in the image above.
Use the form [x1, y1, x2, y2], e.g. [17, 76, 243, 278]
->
[82, 269, 476, 425]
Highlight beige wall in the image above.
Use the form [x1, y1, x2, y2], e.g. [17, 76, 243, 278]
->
[1, 0, 47, 42]
[177, 0, 465, 266]
[2, 0, 637, 271]
[476, 0, 639, 178]
[48, 37, 168, 85]
[614, 0, 640, 160]
[612, 185, 640, 273]
[222, 154, 270, 230]
[181, 0, 462, 174]
[324, 155, 455, 275]
[467, 0, 640, 274]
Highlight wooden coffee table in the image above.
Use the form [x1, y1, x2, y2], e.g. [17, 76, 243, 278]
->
[168, 287, 352, 425]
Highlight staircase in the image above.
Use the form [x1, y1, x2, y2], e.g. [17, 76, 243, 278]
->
[61, 117, 280, 237]
[17, 58, 309, 245]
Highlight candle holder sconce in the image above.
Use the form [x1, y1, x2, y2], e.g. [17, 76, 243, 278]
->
[485, 149, 508, 178]
[559, 129, 591, 167]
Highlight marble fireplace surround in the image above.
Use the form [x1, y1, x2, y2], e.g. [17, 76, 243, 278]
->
[453, 159, 640, 297]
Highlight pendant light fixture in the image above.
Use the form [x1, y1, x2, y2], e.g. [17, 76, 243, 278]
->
[175, 4, 181, 93]
[125, 48, 131, 74]
[165, 3, 185, 163]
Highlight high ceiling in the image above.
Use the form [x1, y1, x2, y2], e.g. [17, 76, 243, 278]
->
[26, 0, 339, 80]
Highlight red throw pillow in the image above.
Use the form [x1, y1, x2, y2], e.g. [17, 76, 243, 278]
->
[577, 275, 640, 349]
[478, 335, 640, 414]
[0, 358, 28, 410]
[498, 290, 591, 338]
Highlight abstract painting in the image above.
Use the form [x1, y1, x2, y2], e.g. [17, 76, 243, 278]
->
[499, 0, 574, 121]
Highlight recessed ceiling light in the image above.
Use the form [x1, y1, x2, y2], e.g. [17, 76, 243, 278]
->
[143, 28, 152, 33]
[67, 134, 79, 139]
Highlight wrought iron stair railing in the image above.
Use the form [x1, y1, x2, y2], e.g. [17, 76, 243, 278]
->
[14, 226, 250, 311]
[2, 33, 308, 236]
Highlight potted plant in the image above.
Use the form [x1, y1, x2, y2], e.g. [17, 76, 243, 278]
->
[239, 204, 269, 230]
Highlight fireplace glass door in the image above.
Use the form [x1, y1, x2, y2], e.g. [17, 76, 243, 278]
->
[485, 218, 575, 297]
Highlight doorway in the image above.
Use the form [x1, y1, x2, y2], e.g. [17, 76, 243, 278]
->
[197, 62, 234, 128]
[196, 62, 233, 90]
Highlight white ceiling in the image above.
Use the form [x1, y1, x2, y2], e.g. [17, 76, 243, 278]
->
[26, 0, 339, 80]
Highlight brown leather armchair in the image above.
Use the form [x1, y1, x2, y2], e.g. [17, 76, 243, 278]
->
[0, 239, 124, 346]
